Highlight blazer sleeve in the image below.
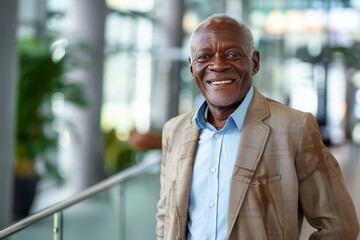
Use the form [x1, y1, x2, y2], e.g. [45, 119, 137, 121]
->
[296, 113, 359, 239]
[155, 122, 170, 240]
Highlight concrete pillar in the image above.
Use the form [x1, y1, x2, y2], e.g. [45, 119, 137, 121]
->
[240, 0, 250, 23]
[211, 0, 226, 13]
[17, 0, 46, 38]
[63, 0, 106, 192]
[225, 0, 243, 20]
[0, 0, 18, 228]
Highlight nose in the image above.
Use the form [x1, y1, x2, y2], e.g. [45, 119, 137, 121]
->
[208, 54, 231, 72]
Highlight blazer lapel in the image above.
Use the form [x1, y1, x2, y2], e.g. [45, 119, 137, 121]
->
[227, 88, 270, 235]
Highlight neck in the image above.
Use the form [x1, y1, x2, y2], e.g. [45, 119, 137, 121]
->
[207, 105, 237, 130]
[206, 92, 249, 130]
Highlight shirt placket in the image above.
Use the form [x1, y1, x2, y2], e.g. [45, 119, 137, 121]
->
[206, 131, 223, 240]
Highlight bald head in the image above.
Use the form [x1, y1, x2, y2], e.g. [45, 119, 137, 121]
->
[189, 14, 255, 58]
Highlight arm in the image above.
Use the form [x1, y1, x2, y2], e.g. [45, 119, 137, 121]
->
[155, 124, 169, 239]
[128, 129, 162, 151]
[296, 113, 359, 239]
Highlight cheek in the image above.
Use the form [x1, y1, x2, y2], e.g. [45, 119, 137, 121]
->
[192, 63, 207, 78]
[193, 76, 205, 92]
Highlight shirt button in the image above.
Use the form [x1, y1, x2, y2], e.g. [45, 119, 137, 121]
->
[215, 134, 221, 139]
[209, 201, 215, 208]
[210, 167, 217, 173]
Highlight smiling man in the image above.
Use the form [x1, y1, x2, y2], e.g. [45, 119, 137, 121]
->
[156, 14, 359, 240]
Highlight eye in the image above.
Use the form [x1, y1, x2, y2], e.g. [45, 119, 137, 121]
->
[197, 54, 213, 62]
[226, 51, 243, 59]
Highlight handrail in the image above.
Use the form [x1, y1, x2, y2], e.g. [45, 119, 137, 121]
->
[0, 155, 161, 239]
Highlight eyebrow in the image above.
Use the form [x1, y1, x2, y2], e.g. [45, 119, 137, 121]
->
[195, 45, 247, 53]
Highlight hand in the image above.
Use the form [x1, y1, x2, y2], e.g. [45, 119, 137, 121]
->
[128, 130, 162, 151]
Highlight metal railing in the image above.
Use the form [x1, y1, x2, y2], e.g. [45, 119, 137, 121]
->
[0, 155, 161, 239]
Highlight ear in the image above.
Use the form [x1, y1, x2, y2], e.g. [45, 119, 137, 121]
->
[188, 57, 194, 77]
[251, 51, 260, 75]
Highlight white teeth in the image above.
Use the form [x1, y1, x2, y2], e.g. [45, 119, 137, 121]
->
[211, 80, 232, 85]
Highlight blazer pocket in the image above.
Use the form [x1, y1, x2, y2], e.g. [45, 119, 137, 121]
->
[243, 174, 285, 231]
[250, 174, 281, 186]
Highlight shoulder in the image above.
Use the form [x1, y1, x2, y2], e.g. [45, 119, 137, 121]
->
[252, 88, 315, 129]
[268, 98, 308, 118]
[163, 108, 197, 132]
[162, 108, 199, 153]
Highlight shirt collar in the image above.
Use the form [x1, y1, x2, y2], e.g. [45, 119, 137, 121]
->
[194, 86, 254, 131]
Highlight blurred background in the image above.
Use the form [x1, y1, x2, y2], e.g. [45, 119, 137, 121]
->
[1, 0, 360, 238]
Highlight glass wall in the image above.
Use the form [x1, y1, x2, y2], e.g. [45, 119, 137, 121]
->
[245, 0, 360, 145]
[14, 0, 360, 214]
[102, 0, 155, 135]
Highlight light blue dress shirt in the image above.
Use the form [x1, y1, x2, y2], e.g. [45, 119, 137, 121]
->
[187, 87, 254, 240]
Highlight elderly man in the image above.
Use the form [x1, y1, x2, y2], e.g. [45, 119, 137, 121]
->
[156, 13, 359, 239]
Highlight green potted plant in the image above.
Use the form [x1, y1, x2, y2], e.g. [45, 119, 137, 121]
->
[103, 128, 138, 175]
[14, 38, 88, 220]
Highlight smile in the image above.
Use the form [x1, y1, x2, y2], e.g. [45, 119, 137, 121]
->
[210, 80, 233, 85]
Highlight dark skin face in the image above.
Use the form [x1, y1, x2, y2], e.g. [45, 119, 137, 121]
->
[189, 17, 260, 130]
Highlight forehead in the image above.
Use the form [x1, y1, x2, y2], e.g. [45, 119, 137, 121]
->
[201, 17, 241, 32]
[191, 18, 249, 50]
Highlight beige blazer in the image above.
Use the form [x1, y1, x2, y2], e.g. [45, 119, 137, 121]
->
[156, 88, 359, 240]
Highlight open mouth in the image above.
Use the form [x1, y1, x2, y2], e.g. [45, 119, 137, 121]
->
[209, 80, 234, 85]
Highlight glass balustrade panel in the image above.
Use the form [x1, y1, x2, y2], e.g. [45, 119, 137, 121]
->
[2, 161, 160, 240]
[8, 215, 53, 240]
[60, 165, 160, 240]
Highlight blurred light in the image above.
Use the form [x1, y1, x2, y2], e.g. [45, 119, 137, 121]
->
[47, 0, 67, 11]
[137, 18, 153, 50]
[101, 102, 132, 133]
[353, 0, 360, 8]
[116, 131, 129, 141]
[183, 11, 200, 34]
[304, 10, 325, 32]
[352, 122, 360, 143]
[59, 130, 70, 148]
[329, 9, 360, 33]
[354, 104, 360, 119]
[51, 120, 62, 133]
[249, 10, 267, 29]
[356, 89, 360, 104]
[106, 14, 133, 48]
[131, 0, 154, 12]
[107, 0, 130, 10]
[50, 38, 69, 62]
[286, 60, 318, 115]
[307, 41, 322, 57]
[133, 53, 151, 133]
[327, 62, 346, 144]
[285, 10, 306, 32]
[51, 119, 69, 150]
[291, 87, 318, 114]
[353, 71, 360, 87]
[106, 0, 154, 12]
[265, 10, 285, 35]
[51, 92, 65, 114]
